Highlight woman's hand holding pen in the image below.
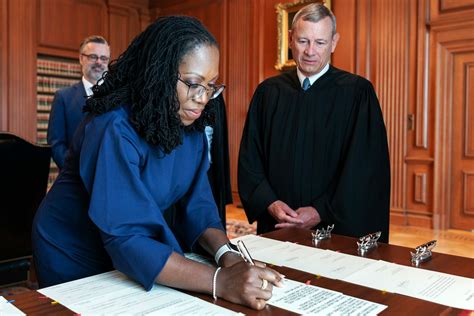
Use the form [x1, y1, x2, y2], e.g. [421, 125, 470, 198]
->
[216, 261, 285, 310]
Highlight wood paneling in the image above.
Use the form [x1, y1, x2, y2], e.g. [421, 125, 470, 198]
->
[463, 172, 474, 215]
[414, 172, 427, 204]
[431, 20, 474, 230]
[108, 0, 149, 59]
[6, 0, 37, 141]
[368, 0, 414, 219]
[108, 3, 149, 60]
[0, 0, 7, 130]
[332, 0, 356, 73]
[414, 0, 430, 150]
[431, 0, 474, 24]
[38, 0, 108, 57]
[466, 63, 474, 158]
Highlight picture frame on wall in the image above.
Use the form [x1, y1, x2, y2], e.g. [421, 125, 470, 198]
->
[274, 0, 331, 71]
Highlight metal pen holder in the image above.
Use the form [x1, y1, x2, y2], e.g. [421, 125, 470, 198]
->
[312, 224, 334, 243]
[357, 231, 381, 254]
[411, 240, 437, 266]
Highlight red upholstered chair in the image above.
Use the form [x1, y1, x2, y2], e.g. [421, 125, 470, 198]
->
[0, 132, 51, 286]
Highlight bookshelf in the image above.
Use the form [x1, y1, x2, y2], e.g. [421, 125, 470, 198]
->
[36, 55, 82, 188]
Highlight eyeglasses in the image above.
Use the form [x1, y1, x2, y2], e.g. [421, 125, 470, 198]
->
[81, 53, 110, 63]
[178, 78, 225, 100]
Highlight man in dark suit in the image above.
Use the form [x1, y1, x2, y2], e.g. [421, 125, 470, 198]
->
[47, 35, 110, 169]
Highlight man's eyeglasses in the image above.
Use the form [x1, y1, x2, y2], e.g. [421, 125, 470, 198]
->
[178, 78, 225, 100]
[81, 53, 110, 63]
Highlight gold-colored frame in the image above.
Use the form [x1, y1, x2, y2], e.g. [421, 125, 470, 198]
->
[274, 0, 331, 71]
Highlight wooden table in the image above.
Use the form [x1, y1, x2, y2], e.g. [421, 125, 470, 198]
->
[6, 228, 474, 315]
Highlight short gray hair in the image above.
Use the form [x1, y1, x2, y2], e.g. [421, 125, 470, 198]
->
[291, 3, 336, 35]
[79, 35, 109, 53]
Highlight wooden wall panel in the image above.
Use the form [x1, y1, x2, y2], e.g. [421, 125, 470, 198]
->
[226, 1, 252, 197]
[108, 3, 149, 60]
[108, 6, 131, 61]
[466, 63, 474, 158]
[404, 162, 433, 226]
[107, 0, 149, 58]
[431, 20, 474, 230]
[332, 0, 356, 73]
[37, 0, 108, 58]
[0, 0, 7, 130]
[431, 0, 474, 23]
[463, 172, 474, 215]
[6, 0, 37, 141]
[364, 0, 415, 224]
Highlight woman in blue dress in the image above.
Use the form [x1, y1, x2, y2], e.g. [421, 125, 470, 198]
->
[32, 16, 283, 310]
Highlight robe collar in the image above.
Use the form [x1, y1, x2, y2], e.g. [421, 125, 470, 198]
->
[296, 63, 330, 88]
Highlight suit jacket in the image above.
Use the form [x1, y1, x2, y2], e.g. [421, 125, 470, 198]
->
[47, 81, 87, 169]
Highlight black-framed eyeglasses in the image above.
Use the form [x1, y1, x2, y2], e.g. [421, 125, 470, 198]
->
[178, 78, 225, 100]
[81, 53, 110, 63]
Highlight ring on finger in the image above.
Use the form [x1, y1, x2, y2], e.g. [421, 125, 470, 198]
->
[260, 279, 268, 290]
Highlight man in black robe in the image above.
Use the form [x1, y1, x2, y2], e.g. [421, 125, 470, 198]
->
[238, 3, 390, 242]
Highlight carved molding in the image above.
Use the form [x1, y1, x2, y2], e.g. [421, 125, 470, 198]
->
[432, 20, 474, 229]
[463, 171, 474, 215]
[414, 172, 427, 204]
[465, 63, 474, 157]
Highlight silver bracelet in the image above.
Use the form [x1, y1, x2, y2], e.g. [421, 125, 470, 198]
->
[212, 267, 222, 300]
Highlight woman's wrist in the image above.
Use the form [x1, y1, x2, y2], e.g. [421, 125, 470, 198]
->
[220, 251, 243, 267]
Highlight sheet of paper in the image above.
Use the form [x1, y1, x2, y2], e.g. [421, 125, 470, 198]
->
[38, 270, 241, 315]
[232, 235, 377, 279]
[232, 234, 474, 310]
[287, 247, 378, 280]
[270, 278, 387, 315]
[345, 261, 474, 310]
[0, 296, 25, 315]
[231, 234, 284, 254]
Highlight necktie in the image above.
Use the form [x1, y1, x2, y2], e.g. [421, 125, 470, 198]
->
[302, 77, 311, 91]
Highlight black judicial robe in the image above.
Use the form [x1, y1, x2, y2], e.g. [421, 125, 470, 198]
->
[207, 94, 233, 229]
[238, 66, 390, 242]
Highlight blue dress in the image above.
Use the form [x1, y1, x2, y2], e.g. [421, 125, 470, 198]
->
[33, 106, 223, 289]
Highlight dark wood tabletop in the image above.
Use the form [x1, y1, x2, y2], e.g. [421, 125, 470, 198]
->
[6, 228, 474, 315]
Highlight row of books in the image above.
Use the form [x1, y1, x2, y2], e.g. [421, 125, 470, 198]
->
[37, 76, 78, 94]
[37, 58, 82, 77]
[36, 56, 81, 188]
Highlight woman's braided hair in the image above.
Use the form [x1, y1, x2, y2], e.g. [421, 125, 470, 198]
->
[84, 16, 218, 153]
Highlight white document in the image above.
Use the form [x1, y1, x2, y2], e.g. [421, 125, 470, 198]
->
[0, 296, 25, 315]
[38, 270, 241, 315]
[289, 248, 378, 280]
[345, 261, 474, 310]
[232, 234, 474, 310]
[269, 278, 387, 315]
[233, 235, 377, 280]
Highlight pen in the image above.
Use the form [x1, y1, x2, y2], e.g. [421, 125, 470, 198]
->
[236, 240, 255, 265]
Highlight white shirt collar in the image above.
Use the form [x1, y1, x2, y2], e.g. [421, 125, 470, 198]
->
[82, 77, 94, 97]
[297, 63, 330, 88]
